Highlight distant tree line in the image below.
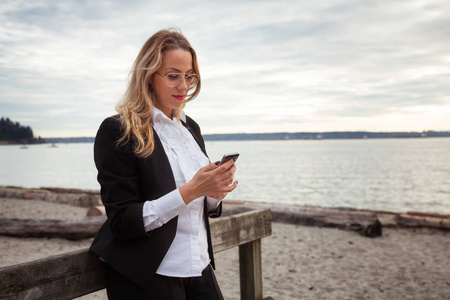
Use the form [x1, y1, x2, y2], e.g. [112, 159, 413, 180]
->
[0, 117, 45, 144]
[202, 130, 450, 141]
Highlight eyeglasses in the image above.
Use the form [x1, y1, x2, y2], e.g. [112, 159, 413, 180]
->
[156, 72, 200, 88]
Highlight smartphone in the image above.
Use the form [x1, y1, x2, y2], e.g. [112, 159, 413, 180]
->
[220, 152, 239, 164]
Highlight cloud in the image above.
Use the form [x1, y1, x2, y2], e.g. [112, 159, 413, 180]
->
[0, 0, 449, 137]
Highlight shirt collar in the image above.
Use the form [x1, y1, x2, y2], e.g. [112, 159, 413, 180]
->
[180, 110, 186, 123]
[152, 107, 187, 125]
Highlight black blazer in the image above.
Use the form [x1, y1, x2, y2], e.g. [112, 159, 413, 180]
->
[90, 115, 221, 290]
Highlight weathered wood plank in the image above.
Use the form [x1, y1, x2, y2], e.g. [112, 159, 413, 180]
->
[0, 249, 106, 300]
[0, 217, 106, 240]
[239, 240, 263, 300]
[210, 209, 272, 253]
[0, 208, 272, 242]
[0, 209, 273, 300]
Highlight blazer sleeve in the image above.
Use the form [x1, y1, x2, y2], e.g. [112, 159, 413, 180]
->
[208, 201, 222, 218]
[94, 117, 148, 241]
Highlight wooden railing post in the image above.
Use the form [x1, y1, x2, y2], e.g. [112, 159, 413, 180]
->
[239, 239, 263, 300]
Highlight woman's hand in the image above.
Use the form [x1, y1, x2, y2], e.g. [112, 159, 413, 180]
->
[207, 192, 230, 200]
[179, 159, 237, 204]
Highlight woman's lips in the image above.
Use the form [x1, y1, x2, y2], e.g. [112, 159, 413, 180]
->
[173, 95, 185, 100]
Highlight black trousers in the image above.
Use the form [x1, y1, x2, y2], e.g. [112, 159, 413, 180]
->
[106, 264, 224, 300]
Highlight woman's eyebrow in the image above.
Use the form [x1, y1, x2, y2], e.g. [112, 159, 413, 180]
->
[165, 67, 193, 73]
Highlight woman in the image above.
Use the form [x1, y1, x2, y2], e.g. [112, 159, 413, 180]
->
[90, 28, 237, 299]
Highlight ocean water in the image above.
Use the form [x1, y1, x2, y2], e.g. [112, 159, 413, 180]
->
[1, 138, 449, 214]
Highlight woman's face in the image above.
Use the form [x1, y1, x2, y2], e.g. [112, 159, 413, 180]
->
[151, 49, 194, 118]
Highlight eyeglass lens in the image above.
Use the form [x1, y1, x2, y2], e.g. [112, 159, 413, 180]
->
[166, 73, 199, 87]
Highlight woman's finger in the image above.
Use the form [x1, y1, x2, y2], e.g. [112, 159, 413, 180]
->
[201, 161, 221, 172]
[216, 159, 235, 171]
[221, 174, 234, 186]
[226, 181, 238, 192]
[220, 180, 238, 192]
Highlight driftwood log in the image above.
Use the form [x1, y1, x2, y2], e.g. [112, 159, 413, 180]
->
[271, 208, 382, 237]
[39, 187, 99, 195]
[406, 211, 450, 219]
[223, 203, 382, 238]
[396, 214, 450, 230]
[86, 206, 106, 217]
[0, 187, 100, 207]
[0, 217, 106, 240]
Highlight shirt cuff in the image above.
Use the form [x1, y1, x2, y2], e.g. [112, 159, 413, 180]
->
[206, 196, 222, 213]
[143, 189, 187, 232]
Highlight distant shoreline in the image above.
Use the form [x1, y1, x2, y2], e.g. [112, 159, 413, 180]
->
[2, 130, 449, 145]
[40, 130, 450, 143]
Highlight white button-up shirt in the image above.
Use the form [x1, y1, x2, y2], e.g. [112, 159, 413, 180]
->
[142, 107, 220, 277]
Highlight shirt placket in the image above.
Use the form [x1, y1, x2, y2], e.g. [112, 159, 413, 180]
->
[190, 201, 202, 274]
[154, 113, 210, 276]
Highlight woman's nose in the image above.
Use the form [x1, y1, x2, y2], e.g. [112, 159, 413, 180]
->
[177, 78, 188, 91]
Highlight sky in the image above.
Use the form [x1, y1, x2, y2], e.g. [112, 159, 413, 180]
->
[1, 0, 449, 137]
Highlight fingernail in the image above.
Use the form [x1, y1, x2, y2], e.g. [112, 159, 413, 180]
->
[215, 161, 220, 166]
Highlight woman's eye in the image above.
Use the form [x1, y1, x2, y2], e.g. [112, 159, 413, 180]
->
[168, 74, 180, 80]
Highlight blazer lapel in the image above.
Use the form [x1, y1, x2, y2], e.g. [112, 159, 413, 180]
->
[181, 120, 207, 157]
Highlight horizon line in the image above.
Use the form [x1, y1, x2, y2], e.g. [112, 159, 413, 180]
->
[42, 129, 450, 139]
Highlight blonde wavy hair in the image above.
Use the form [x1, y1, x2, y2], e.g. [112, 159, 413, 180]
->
[115, 28, 201, 158]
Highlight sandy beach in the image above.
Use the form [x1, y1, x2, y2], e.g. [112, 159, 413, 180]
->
[1, 196, 449, 300]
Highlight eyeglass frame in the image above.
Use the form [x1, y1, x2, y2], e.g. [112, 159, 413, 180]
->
[155, 72, 200, 88]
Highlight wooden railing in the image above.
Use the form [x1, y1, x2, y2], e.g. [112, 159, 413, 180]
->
[0, 209, 272, 300]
